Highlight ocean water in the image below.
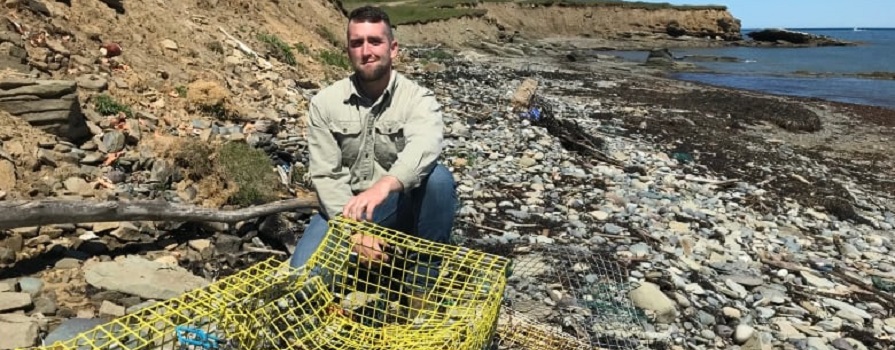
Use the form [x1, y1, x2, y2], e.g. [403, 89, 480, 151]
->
[608, 28, 895, 110]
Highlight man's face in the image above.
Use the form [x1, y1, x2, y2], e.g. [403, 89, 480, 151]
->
[347, 20, 397, 82]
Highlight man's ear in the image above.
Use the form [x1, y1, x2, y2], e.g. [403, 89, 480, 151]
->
[390, 39, 399, 59]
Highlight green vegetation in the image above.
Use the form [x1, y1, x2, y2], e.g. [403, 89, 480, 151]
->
[423, 48, 453, 61]
[257, 32, 297, 65]
[93, 94, 132, 117]
[382, 5, 486, 25]
[318, 49, 351, 70]
[316, 25, 342, 47]
[218, 142, 281, 206]
[206, 41, 225, 54]
[294, 42, 311, 55]
[171, 138, 215, 181]
[517, 0, 725, 10]
[175, 85, 188, 98]
[340, 0, 725, 26]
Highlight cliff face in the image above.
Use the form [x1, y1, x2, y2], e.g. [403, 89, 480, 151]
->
[394, 3, 741, 47]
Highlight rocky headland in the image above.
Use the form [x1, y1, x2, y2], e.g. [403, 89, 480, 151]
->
[0, 0, 892, 349]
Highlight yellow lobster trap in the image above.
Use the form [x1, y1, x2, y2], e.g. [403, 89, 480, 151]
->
[26, 216, 512, 350]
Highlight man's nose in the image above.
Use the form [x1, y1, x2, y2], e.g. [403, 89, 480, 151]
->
[361, 42, 372, 56]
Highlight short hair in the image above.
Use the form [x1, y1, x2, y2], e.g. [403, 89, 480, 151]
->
[347, 5, 394, 41]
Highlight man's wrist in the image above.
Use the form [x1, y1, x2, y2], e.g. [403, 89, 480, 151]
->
[376, 176, 403, 194]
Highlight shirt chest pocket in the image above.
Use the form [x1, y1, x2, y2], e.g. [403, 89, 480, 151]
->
[330, 119, 362, 167]
[374, 120, 405, 167]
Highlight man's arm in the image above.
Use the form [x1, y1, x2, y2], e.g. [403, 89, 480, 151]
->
[306, 100, 353, 219]
[385, 88, 444, 192]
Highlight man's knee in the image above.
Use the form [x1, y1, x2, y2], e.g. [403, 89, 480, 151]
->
[425, 163, 455, 191]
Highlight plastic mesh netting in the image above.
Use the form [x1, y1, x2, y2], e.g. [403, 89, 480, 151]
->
[22, 218, 653, 350]
[493, 245, 654, 350]
[24, 216, 511, 350]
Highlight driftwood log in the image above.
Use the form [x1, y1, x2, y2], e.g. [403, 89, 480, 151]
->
[0, 197, 318, 230]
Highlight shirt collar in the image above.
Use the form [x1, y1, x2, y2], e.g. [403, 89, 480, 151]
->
[344, 69, 398, 106]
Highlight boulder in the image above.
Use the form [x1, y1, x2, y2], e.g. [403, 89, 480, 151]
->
[747, 28, 855, 46]
[0, 79, 91, 143]
[645, 48, 675, 67]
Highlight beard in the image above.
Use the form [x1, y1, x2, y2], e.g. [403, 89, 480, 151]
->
[354, 58, 390, 82]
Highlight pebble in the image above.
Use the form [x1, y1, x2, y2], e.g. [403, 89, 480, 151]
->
[733, 324, 754, 344]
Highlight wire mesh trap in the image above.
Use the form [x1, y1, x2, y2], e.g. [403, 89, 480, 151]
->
[492, 244, 655, 350]
[23, 257, 298, 350]
[236, 216, 512, 350]
[24, 216, 512, 350]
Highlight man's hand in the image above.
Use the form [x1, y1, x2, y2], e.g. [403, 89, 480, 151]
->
[351, 232, 389, 265]
[342, 176, 403, 221]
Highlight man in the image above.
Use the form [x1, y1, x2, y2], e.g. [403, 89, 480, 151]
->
[289, 5, 457, 271]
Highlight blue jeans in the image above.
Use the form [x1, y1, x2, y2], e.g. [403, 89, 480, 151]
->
[289, 164, 457, 287]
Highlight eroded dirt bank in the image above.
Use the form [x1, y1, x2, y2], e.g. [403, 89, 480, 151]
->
[395, 2, 741, 49]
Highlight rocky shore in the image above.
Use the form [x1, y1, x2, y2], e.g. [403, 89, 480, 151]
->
[409, 44, 895, 349]
[1, 38, 895, 350]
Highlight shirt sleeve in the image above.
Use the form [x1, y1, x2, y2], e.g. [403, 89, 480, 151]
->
[306, 99, 353, 219]
[385, 88, 444, 193]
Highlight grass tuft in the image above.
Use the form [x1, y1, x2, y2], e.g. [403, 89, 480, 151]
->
[257, 32, 297, 65]
[93, 94, 133, 117]
[218, 142, 281, 206]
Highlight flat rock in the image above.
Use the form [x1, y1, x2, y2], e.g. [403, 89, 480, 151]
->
[822, 298, 872, 319]
[0, 79, 76, 99]
[42, 318, 108, 345]
[0, 292, 32, 311]
[801, 270, 836, 289]
[75, 74, 108, 91]
[721, 274, 764, 287]
[0, 98, 75, 115]
[84, 255, 209, 300]
[63, 176, 92, 196]
[0, 316, 39, 349]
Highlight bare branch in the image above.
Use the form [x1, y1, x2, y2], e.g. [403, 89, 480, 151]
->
[0, 197, 318, 230]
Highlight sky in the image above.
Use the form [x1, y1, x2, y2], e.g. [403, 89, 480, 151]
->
[636, 0, 893, 29]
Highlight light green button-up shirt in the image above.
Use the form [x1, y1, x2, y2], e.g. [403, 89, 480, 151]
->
[305, 70, 444, 218]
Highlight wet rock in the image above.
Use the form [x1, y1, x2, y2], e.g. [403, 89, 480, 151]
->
[645, 48, 674, 67]
[747, 29, 855, 46]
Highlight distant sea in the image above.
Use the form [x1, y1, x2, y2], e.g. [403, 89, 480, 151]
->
[608, 28, 895, 110]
